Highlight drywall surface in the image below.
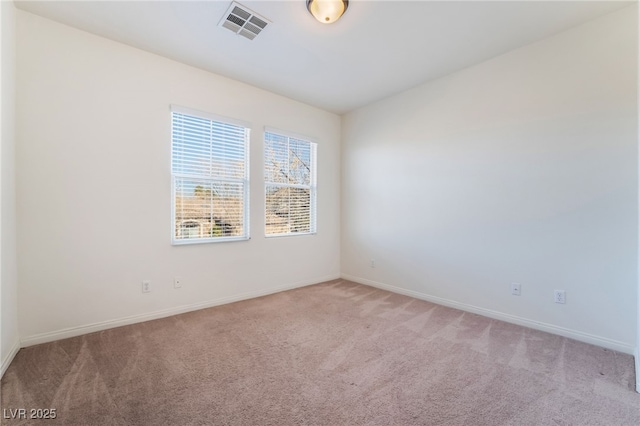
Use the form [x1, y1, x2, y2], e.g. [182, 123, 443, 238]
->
[0, 0, 19, 372]
[16, 11, 340, 342]
[342, 6, 638, 352]
[637, 0, 640, 393]
[1, 0, 19, 376]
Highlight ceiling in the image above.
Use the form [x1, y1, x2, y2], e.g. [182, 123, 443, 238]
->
[15, 0, 633, 114]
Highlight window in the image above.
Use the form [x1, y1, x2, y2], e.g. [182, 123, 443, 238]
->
[171, 106, 250, 244]
[264, 130, 317, 236]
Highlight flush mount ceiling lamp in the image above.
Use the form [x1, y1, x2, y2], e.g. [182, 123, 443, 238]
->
[307, 0, 349, 24]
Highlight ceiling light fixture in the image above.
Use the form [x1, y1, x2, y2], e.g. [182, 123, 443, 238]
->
[307, 0, 349, 24]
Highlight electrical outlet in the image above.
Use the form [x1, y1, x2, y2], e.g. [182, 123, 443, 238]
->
[511, 283, 521, 296]
[554, 290, 566, 304]
[174, 277, 182, 289]
[370, 259, 376, 268]
[142, 280, 151, 293]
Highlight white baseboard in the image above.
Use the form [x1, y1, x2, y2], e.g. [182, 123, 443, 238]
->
[342, 273, 635, 355]
[1, 339, 20, 379]
[635, 347, 639, 393]
[21, 274, 341, 348]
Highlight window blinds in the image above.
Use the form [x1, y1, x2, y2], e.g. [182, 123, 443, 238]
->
[172, 109, 250, 243]
[264, 131, 317, 236]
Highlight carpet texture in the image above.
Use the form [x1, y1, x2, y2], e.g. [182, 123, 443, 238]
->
[1, 279, 639, 425]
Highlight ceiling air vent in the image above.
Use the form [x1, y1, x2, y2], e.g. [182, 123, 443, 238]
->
[219, 2, 270, 41]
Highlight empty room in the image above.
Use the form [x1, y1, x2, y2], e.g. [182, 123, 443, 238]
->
[1, 0, 639, 424]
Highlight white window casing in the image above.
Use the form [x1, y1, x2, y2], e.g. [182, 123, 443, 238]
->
[264, 128, 317, 237]
[171, 105, 250, 244]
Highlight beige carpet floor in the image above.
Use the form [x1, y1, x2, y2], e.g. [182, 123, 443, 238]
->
[1, 279, 639, 425]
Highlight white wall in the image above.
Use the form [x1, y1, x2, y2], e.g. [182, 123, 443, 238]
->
[1, 0, 19, 376]
[16, 11, 341, 344]
[637, 0, 640, 393]
[342, 6, 638, 353]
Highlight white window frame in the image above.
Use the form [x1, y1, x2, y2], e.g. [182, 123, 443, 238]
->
[171, 105, 250, 245]
[264, 127, 317, 238]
